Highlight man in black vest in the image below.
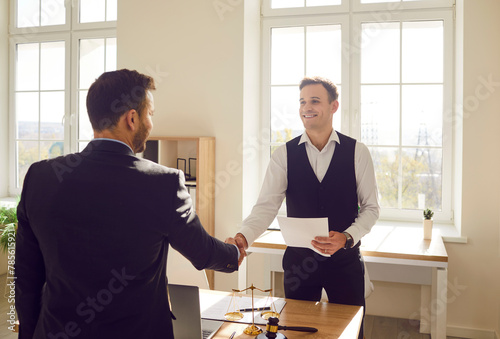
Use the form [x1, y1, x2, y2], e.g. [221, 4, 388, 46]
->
[233, 77, 379, 339]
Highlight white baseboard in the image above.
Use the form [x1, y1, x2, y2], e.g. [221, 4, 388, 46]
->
[447, 325, 497, 339]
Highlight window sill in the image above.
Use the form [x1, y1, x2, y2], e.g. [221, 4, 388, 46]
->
[0, 197, 18, 208]
[375, 219, 467, 244]
[268, 217, 467, 244]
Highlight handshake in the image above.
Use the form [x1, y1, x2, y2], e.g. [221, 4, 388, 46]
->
[225, 233, 248, 266]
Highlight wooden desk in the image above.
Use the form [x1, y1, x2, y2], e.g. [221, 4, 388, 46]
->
[201, 290, 363, 339]
[241, 226, 448, 339]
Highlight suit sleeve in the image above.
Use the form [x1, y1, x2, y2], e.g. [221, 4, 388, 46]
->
[167, 171, 238, 273]
[15, 165, 47, 339]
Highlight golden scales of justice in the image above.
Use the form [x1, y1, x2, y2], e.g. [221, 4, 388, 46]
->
[224, 284, 281, 335]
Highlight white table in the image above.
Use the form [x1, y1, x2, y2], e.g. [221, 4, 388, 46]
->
[239, 225, 448, 339]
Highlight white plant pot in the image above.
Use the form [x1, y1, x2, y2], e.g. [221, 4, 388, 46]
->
[423, 219, 433, 240]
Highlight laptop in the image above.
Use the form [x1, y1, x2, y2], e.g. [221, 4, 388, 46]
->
[168, 284, 224, 339]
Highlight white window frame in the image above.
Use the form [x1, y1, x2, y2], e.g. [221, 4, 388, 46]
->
[9, 32, 72, 195]
[72, 0, 117, 31]
[351, 9, 454, 222]
[261, 0, 456, 223]
[351, 0, 454, 12]
[8, 0, 116, 196]
[9, 0, 71, 34]
[262, 1, 349, 17]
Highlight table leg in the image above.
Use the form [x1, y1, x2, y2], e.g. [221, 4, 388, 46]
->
[431, 267, 447, 339]
[420, 285, 431, 334]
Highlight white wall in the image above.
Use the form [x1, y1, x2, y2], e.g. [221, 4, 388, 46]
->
[117, 0, 500, 335]
[449, 0, 500, 333]
[0, 0, 9, 198]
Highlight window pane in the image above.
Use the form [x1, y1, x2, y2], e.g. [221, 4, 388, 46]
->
[361, 85, 399, 145]
[40, 41, 65, 90]
[41, 140, 64, 159]
[40, 91, 64, 140]
[80, 0, 105, 23]
[106, 0, 118, 21]
[401, 148, 442, 210]
[402, 21, 443, 83]
[402, 85, 442, 146]
[17, 43, 40, 91]
[17, 0, 40, 28]
[306, 0, 341, 6]
[17, 141, 39, 187]
[79, 90, 93, 140]
[41, 0, 65, 26]
[271, 27, 304, 85]
[361, 22, 400, 84]
[105, 38, 117, 72]
[306, 25, 341, 82]
[16, 92, 39, 139]
[79, 39, 105, 89]
[369, 147, 399, 209]
[272, 0, 304, 9]
[270, 86, 301, 143]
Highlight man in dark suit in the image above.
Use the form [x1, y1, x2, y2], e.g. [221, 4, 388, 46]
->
[15, 69, 240, 339]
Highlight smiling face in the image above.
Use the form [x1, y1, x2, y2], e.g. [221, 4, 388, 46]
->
[299, 84, 339, 134]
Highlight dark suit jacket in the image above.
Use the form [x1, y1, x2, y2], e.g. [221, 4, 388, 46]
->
[15, 140, 238, 339]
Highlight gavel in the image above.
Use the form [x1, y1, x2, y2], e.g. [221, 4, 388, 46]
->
[256, 316, 318, 339]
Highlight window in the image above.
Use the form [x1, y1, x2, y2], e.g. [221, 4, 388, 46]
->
[9, 0, 117, 194]
[13, 37, 68, 188]
[262, 0, 454, 221]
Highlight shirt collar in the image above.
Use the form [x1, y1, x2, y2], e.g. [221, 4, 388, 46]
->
[93, 138, 134, 153]
[298, 130, 340, 148]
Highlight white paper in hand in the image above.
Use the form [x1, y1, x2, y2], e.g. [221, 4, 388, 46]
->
[277, 216, 330, 257]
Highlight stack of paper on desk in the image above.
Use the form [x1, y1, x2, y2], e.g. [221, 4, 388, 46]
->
[277, 216, 330, 257]
[200, 293, 286, 325]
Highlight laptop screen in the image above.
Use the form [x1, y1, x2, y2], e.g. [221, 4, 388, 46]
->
[168, 284, 223, 339]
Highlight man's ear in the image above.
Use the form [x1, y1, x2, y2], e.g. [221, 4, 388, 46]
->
[124, 109, 138, 131]
[330, 100, 340, 114]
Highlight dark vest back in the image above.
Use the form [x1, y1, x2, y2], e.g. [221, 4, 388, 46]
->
[286, 132, 358, 232]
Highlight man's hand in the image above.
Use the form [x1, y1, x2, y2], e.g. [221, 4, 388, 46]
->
[225, 236, 246, 266]
[234, 233, 248, 266]
[311, 231, 346, 256]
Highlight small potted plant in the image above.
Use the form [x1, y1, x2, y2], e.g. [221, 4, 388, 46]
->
[423, 208, 434, 240]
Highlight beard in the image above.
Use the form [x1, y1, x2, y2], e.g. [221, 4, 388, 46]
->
[132, 119, 149, 153]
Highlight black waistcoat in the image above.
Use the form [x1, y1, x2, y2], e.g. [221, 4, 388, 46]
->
[286, 132, 358, 232]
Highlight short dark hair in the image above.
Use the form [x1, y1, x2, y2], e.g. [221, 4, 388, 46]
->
[86, 69, 156, 132]
[299, 76, 339, 103]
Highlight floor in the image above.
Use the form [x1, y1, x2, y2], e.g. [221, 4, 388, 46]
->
[0, 274, 467, 339]
[365, 315, 466, 339]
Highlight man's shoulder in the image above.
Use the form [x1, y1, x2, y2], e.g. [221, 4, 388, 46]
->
[337, 131, 357, 144]
[25, 151, 180, 184]
[134, 157, 180, 176]
[285, 135, 302, 148]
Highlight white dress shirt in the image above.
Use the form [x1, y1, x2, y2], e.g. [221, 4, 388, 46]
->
[239, 130, 380, 247]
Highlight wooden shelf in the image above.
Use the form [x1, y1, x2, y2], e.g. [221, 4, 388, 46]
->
[144, 136, 216, 288]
